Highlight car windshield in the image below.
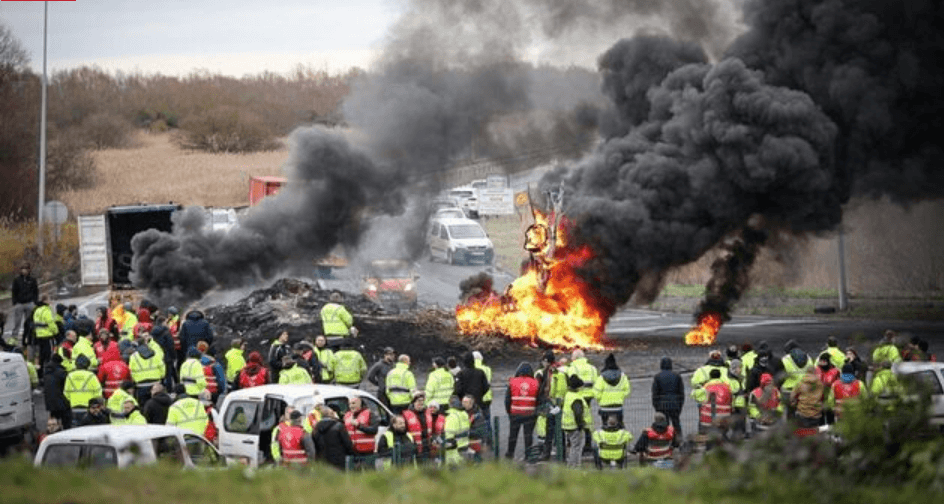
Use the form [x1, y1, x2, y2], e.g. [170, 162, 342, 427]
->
[370, 265, 412, 278]
[435, 209, 465, 219]
[450, 190, 474, 198]
[449, 224, 486, 239]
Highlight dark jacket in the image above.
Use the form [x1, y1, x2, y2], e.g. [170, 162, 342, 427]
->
[455, 353, 490, 408]
[652, 357, 684, 413]
[376, 429, 416, 464]
[11, 273, 39, 305]
[43, 361, 70, 412]
[367, 359, 394, 391]
[313, 417, 355, 469]
[178, 311, 213, 353]
[746, 352, 784, 392]
[151, 324, 176, 365]
[143, 392, 174, 424]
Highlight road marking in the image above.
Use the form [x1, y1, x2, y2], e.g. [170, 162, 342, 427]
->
[606, 318, 820, 334]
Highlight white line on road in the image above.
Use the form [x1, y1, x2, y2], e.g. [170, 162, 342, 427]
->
[607, 318, 820, 334]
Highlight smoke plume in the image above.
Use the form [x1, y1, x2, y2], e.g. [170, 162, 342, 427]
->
[549, 0, 944, 321]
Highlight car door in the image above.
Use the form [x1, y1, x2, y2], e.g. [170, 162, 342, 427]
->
[258, 395, 287, 465]
[427, 222, 442, 259]
[218, 399, 261, 465]
[183, 433, 226, 469]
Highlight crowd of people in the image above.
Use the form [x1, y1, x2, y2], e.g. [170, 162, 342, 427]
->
[6, 263, 938, 471]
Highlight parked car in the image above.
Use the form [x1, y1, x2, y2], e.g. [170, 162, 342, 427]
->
[217, 384, 393, 467]
[35, 425, 223, 469]
[432, 207, 467, 220]
[0, 352, 34, 443]
[426, 217, 494, 265]
[363, 259, 419, 310]
[447, 187, 479, 218]
[894, 361, 944, 426]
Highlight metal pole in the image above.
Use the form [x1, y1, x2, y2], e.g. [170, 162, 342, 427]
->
[838, 228, 849, 311]
[37, 1, 49, 255]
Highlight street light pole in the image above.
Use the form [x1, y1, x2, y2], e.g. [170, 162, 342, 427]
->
[838, 227, 849, 311]
[37, 1, 49, 255]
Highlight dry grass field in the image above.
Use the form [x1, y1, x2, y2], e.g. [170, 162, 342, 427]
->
[58, 131, 290, 215]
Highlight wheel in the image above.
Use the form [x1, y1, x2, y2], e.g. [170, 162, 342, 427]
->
[447, 250, 454, 265]
[427, 246, 435, 262]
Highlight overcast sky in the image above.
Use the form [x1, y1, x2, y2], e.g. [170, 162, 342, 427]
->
[0, 0, 401, 76]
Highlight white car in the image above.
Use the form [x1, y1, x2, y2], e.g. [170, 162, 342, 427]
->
[0, 352, 34, 442]
[432, 207, 467, 220]
[426, 217, 494, 265]
[217, 384, 393, 467]
[894, 361, 944, 425]
[35, 425, 223, 469]
[447, 187, 479, 218]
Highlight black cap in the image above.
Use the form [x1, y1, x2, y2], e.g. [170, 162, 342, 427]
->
[384, 347, 395, 354]
[543, 350, 555, 363]
[290, 410, 303, 420]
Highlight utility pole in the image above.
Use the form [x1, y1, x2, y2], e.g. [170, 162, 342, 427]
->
[36, 1, 49, 255]
[838, 228, 849, 311]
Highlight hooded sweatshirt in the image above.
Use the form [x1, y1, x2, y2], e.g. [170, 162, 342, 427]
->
[239, 352, 269, 388]
[505, 362, 537, 415]
[179, 311, 213, 354]
[143, 391, 175, 424]
[455, 353, 489, 409]
[313, 417, 356, 469]
[652, 357, 685, 413]
[599, 353, 623, 386]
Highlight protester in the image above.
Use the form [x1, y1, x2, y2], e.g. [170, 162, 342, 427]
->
[592, 415, 631, 469]
[385, 354, 416, 414]
[631, 412, 675, 466]
[312, 404, 355, 470]
[652, 357, 685, 438]
[367, 347, 396, 407]
[143, 383, 174, 424]
[505, 362, 538, 461]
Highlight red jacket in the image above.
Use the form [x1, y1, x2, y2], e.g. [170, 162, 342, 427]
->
[238, 363, 269, 388]
[95, 340, 122, 364]
[204, 406, 218, 443]
[508, 376, 539, 416]
[98, 360, 131, 398]
[403, 407, 437, 453]
[815, 366, 840, 388]
[276, 423, 307, 464]
[133, 308, 153, 337]
[344, 408, 377, 454]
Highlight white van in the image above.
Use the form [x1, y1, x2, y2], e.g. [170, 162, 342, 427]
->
[35, 425, 223, 469]
[894, 362, 944, 426]
[0, 352, 33, 441]
[426, 217, 494, 265]
[217, 384, 392, 467]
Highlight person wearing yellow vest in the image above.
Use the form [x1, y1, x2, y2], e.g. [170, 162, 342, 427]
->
[57, 331, 78, 372]
[443, 395, 471, 466]
[872, 330, 903, 366]
[781, 340, 812, 418]
[562, 374, 592, 468]
[224, 339, 247, 389]
[592, 414, 632, 469]
[279, 356, 313, 384]
[119, 302, 138, 341]
[303, 400, 324, 434]
[425, 357, 455, 411]
[385, 354, 416, 414]
[63, 355, 103, 422]
[567, 349, 598, 403]
[534, 351, 568, 460]
[740, 343, 757, 379]
[112, 398, 147, 425]
[333, 340, 367, 387]
[180, 348, 208, 396]
[130, 338, 166, 405]
[870, 360, 900, 401]
[748, 373, 783, 433]
[375, 415, 416, 469]
[107, 380, 138, 417]
[692, 369, 733, 436]
[824, 337, 846, 369]
[166, 384, 209, 435]
[32, 297, 59, 370]
[70, 330, 99, 373]
[593, 353, 630, 427]
[312, 335, 335, 383]
[472, 350, 493, 412]
[320, 292, 356, 338]
[692, 350, 728, 388]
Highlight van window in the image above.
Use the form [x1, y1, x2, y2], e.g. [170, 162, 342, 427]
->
[449, 190, 474, 199]
[325, 397, 350, 417]
[448, 224, 486, 239]
[184, 434, 223, 467]
[439, 226, 448, 239]
[224, 400, 259, 433]
[361, 397, 390, 426]
[42, 444, 82, 467]
[153, 436, 186, 466]
[88, 445, 118, 468]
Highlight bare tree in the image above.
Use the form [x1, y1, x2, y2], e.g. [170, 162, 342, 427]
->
[0, 22, 30, 80]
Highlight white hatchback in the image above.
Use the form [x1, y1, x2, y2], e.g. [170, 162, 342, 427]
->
[35, 425, 223, 469]
[426, 217, 494, 265]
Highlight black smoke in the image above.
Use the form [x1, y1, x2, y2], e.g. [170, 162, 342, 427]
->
[550, 0, 944, 321]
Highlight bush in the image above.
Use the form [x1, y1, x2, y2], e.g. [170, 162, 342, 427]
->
[176, 106, 280, 153]
[81, 111, 134, 149]
[0, 219, 79, 291]
[45, 127, 96, 193]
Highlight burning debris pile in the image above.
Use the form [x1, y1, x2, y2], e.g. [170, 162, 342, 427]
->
[456, 196, 613, 350]
[204, 278, 531, 363]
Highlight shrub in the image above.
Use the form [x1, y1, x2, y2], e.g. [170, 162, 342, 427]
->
[46, 127, 97, 194]
[0, 219, 79, 291]
[176, 106, 280, 153]
[81, 111, 133, 149]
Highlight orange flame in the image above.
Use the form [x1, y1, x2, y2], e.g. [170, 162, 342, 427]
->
[456, 212, 610, 350]
[684, 312, 723, 346]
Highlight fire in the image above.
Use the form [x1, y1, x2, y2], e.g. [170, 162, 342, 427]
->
[456, 211, 610, 350]
[684, 312, 723, 346]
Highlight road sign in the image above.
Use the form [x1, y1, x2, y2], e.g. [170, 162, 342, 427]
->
[44, 200, 68, 224]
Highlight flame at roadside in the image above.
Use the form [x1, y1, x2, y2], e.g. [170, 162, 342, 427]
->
[456, 213, 610, 350]
[684, 312, 722, 346]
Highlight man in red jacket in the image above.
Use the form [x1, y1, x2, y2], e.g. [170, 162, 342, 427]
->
[98, 352, 131, 398]
[344, 396, 379, 456]
[505, 362, 538, 461]
[238, 351, 269, 389]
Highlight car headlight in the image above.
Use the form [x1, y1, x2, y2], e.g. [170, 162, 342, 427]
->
[367, 284, 377, 292]
[404, 283, 414, 292]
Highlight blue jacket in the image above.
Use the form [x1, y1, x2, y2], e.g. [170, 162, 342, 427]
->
[179, 311, 213, 353]
[201, 355, 227, 395]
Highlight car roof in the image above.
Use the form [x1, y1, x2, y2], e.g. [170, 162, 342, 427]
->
[41, 425, 188, 445]
[894, 362, 944, 374]
[435, 217, 481, 226]
[223, 384, 375, 402]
